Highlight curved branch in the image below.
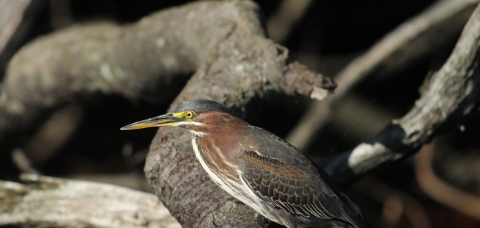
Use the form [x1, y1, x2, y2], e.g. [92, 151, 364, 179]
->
[323, 2, 480, 187]
[415, 142, 480, 221]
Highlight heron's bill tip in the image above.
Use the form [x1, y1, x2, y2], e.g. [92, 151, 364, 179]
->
[121, 113, 180, 130]
[120, 121, 160, 130]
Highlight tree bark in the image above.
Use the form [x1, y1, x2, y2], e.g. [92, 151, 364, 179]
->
[143, 1, 334, 227]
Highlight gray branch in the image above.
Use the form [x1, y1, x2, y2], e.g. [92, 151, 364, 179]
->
[0, 174, 180, 228]
[323, 2, 480, 187]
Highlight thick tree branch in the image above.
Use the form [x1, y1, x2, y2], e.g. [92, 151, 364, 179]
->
[0, 174, 180, 228]
[0, 1, 334, 227]
[0, 1, 333, 159]
[142, 1, 335, 227]
[323, 2, 480, 187]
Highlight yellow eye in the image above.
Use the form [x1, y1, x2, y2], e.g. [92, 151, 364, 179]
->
[185, 111, 195, 119]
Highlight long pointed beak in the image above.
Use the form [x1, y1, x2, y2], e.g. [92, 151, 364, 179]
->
[120, 113, 179, 130]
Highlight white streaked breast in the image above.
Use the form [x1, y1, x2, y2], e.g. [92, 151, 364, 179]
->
[190, 137, 276, 222]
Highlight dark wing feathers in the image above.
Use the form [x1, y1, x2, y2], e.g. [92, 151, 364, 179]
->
[239, 126, 369, 228]
[240, 150, 342, 220]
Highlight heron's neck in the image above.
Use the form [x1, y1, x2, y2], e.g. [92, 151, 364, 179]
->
[188, 113, 247, 164]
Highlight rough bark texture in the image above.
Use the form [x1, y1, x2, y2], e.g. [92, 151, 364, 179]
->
[323, 2, 480, 187]
[143, 1, 335, 227]
[0, 174, 180, 228]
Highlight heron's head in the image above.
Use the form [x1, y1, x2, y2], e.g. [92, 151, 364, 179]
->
[121, 100, 241, 136]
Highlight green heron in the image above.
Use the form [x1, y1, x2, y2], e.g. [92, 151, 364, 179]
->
[121, 100, 370, 228]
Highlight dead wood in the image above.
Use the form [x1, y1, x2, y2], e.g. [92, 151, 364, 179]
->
[0, 174, 180, 228]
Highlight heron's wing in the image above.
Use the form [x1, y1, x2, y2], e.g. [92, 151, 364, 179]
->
[239, 150, 345, 220]
[239, 127, 368, 227]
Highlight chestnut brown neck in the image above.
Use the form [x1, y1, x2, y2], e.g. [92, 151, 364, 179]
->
[190, 112, 247, 159]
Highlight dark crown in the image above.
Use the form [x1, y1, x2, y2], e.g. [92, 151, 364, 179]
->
[172, 100, 238, 116]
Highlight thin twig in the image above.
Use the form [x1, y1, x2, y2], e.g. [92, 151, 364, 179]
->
[267, 0, 312, 43]
[11, 148, 40, 174]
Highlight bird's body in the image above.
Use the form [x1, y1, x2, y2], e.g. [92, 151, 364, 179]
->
[122, 100, 370, 228]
